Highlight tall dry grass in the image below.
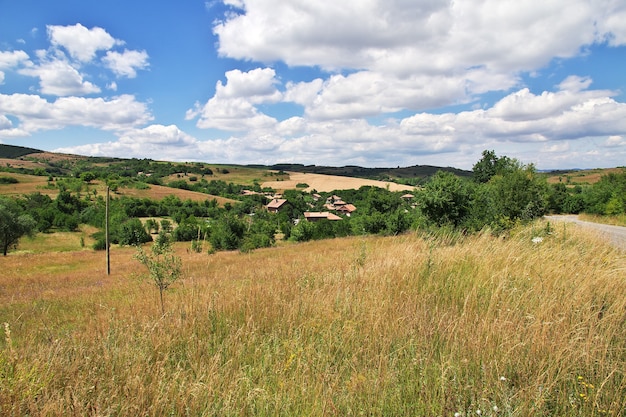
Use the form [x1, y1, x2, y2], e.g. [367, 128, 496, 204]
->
[1, 220, 624, 416]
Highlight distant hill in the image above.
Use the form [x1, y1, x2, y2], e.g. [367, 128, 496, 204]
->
[0, 144, 44, 159]
[1, 145, 472, 183]
[253, 163, 472, 182]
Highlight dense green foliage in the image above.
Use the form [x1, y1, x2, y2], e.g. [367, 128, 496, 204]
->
[0, 196, 36, 255]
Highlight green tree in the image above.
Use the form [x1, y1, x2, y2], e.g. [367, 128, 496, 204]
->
[0, 196, 37, 256]
[209, 215, 246, 250]
[419, 171, 472, 227]
[490, 162, 547, 221]
[80, 171, 97, 183]
[145, 218, 159, 234]
[118, 218, 152, 246]
[472, 150, 515, 183]
[134, 233, 182, 314]
[290, 218, 315, 242]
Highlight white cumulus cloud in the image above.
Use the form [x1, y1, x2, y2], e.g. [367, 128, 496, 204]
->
[19, 58, 101, 96]
[102, 49, 149, 78]
[187, 68, 281, 130]
[47, 23, 122, 62]
[0, 93, 153, 136]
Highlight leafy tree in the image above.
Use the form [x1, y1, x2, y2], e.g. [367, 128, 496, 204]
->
[490, 163, 547, 221]
[80, 171, 97, 183]
[173, 216, 207, 242]
[419, 171, 472, 227]
[472, 150, 515, 183]
[209, 215, 246, 250]
[290, 218, 315, 242]
[145, 218, 159, 234]
[0, 196, 37, 255]
[384, 209, 412, 235]
[134, 233, 182, 314]
[582, 171, 626, 215]
[160, 219, 173, 233]
[118, 218, 152, 246]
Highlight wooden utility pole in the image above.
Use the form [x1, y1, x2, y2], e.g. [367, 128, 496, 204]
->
[106, 186, 110, 275]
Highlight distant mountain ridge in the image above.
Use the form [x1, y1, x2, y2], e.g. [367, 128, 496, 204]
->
[258, 163, 472, 181]
[0, 144, 471, 180]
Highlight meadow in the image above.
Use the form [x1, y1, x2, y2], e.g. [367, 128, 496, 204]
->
[0, 220, 625, 416]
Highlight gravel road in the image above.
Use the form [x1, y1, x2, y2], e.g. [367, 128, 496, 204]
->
[544, 215, 626, 250]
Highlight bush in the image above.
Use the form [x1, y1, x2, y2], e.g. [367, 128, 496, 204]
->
[118, 218, 152, 246]
[209, 215, 245, 250]
[0, 176, 18, 184]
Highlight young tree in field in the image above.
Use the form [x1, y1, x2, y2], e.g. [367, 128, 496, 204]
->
[0, 196, 37, 256]
[134, 232, 182, 314]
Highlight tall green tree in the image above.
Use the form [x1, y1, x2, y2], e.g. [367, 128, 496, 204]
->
[0, 196, 37, 256]
[472, 150, 515, 183]
[419, 171, 472, 227]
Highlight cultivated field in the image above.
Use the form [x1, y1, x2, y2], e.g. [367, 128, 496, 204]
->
[262, 171, 416, 193]
[1, 220, 624, 416]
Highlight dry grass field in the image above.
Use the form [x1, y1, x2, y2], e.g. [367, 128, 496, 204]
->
[0, 173, 237, 206]
[1, 220, 624, 416]
[0, 173, 53, 197]
[546, 167, 626, 185]
[115, 183, 237, 206]
[262, 172, 416, 193]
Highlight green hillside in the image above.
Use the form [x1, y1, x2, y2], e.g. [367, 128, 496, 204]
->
[0, 144, 44, 159]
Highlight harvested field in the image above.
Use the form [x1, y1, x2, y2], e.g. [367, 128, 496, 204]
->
[116, 183, 238, 205]
[262, 171, 416, 192]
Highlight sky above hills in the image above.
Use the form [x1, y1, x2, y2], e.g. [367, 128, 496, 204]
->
[1, 0, 625, 169]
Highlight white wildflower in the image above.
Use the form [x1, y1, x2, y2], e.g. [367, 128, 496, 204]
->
[532, 236, 543, 244]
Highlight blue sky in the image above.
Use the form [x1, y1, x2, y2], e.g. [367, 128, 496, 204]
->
[1, 0, 625, 170]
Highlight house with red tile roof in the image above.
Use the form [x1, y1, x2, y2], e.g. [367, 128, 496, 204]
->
[303, 212, 343, 222]
[266, 198, 288, 213]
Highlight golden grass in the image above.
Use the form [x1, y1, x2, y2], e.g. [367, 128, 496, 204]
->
[0, 173, 54, 197]
[579, 213, 626, 227]
[546, 167, 626, 185]
[0, 222, 624, 416]
[163, 165, 287, 188]
[116, 183, 237, 206]
[15, 225, 99, 254]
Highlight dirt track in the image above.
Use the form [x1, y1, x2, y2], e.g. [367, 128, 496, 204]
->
[261, 172, 416, 193]
[545, 215, 626, 250]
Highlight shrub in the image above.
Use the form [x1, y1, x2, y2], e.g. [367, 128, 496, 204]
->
[0, 176, 18, 184]
[134, 233, 182, 314]
[118, 218, 152, 246]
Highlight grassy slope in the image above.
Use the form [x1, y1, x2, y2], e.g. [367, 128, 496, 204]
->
[0, 174, 238, 205]
[0, 220, 624, 416]
[545, 167, 626, 185]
